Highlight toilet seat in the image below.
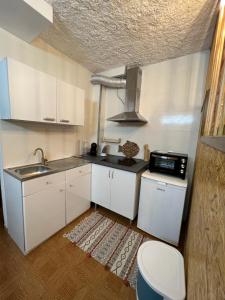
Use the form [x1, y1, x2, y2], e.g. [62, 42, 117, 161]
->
[137, 241, 185, 300]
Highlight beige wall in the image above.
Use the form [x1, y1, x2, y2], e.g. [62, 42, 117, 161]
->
[0, 28, 96, 166]
[94, 51, 209, 216]
[0, 28, 96, 225]
[0, 27, 210, 226]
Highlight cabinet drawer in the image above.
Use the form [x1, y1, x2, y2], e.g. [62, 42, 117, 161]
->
[66, 164, 91, 179]
[23, 172, 65, 196]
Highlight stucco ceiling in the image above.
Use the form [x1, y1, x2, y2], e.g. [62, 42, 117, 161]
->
[41, 0, 219, 72]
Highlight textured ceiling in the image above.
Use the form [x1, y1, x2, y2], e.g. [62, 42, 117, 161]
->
[41, 0, 219, 72]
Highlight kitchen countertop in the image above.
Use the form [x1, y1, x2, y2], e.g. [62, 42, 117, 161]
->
[4, 154, 149, 182]
[4, 157, 90, 181]
[82, 154, 149, 173]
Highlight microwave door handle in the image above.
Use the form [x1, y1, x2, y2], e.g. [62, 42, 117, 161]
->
[152, 154, 178, 160]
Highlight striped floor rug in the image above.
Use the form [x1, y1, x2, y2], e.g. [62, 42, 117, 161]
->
[63, 212, 149, 289]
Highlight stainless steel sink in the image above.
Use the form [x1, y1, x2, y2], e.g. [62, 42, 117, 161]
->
[14, 165, 51, 176]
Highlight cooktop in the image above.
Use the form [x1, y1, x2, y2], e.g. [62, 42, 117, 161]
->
[101, 156, 137, 167]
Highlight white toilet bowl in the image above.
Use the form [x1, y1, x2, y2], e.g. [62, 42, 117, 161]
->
[136, 241, 185, 300]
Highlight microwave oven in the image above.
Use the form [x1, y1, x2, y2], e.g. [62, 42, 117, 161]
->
[149, 151, 188, 179]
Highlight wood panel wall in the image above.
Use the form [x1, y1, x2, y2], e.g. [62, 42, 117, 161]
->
[202, 4, 225, 136]
[184, 142, 225, 299]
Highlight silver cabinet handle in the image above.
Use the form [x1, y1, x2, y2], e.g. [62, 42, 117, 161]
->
[59, 189, 65, 192]
[43, 117, 55, 121]
[46, 181, 52, 185]
[156, 187, 165, 192]
[69, 184, 74, 188]
[60, 119, 70, 123]
[112, 170, 114, 179]
[108, 170, 110, 178]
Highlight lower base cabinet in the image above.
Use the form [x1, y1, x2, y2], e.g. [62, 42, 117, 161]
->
[24, 182, 66, 252]
[4, 164, 92, 254]
[66, 164, 91, 224]
[91, 164, 140, 220]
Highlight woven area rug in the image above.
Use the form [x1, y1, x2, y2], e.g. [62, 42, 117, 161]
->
[63, 211, 149, 289]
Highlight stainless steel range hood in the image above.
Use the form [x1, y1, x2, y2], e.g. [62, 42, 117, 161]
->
[108, 66, 147, 124]
[90, 66, 147, 124]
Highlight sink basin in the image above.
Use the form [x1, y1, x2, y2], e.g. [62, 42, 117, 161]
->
[14, 165, 51, 176]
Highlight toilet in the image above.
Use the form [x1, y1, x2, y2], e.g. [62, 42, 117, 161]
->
[136, 241, 186, 300]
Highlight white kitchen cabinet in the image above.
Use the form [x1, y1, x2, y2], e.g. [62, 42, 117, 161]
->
[0, 58, 41, 121]
[4, 173, 25, 252]
[66, 164, 91, 224]
[0, 57, 85, 126]
[57, 80, 85, 126]
[4, 163, 92, 254]
[39, 72, 57, 123]
[137, 171, 187, 245]
[24, 181, 66, 252]
[91, 164, 111, 209]
[4, 171, 66, 254]
[91, 164, 140, 220]
[110, 168, 137, 219]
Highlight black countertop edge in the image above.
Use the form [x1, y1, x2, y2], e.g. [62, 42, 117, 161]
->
[81, 154, 149, 173]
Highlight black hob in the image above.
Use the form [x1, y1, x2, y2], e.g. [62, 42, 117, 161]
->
[101, 156, 137, 167]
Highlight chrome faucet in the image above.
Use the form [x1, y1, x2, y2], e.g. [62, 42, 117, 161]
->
[33, 148, 48, 165]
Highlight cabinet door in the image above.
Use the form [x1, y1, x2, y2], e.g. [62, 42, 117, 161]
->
[66, 172, 91, 224]
[137, 178, 185, 245]
[110, 169, 137, 220]
[23, 182, 66, 252]
[57, 80, 84, 125]
[91, 164, 111, 209]
[39, 72, 57, 123]
[7, 58, 41, 121]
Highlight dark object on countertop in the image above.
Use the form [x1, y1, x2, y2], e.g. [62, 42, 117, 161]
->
[149, 150, 188, 179]
[102, 156, 137, 167]
[118, 158, 137, 167]
[83, 154, 148, 173]
[89, 143, 97, 156]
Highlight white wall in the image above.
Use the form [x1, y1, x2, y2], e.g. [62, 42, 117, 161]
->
[95, 51, 209, 215]
[0, 28, 95, 226]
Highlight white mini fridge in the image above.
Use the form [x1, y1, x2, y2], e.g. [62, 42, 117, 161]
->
[137, 171, 187, 246]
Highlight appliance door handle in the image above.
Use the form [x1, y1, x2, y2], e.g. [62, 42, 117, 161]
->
[156, 187, 165, 192]
[108, 170, 110, 178]
[112, 170, 114, 179]
[156, 181, 167, 186]
[152, 154, 178, 160]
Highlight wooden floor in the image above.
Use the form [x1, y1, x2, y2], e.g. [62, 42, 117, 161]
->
[0, 206, 185, 300]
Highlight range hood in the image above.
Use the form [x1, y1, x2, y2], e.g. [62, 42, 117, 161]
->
[90, 66, 147, 124]
[108, 66, 147, 124]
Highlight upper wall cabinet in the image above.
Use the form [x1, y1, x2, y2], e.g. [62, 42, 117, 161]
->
[0, 58, 41, 122]
[57, 80, 84, 126]
[0, 57, 85, 126]
[39, 72, 57, 123]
